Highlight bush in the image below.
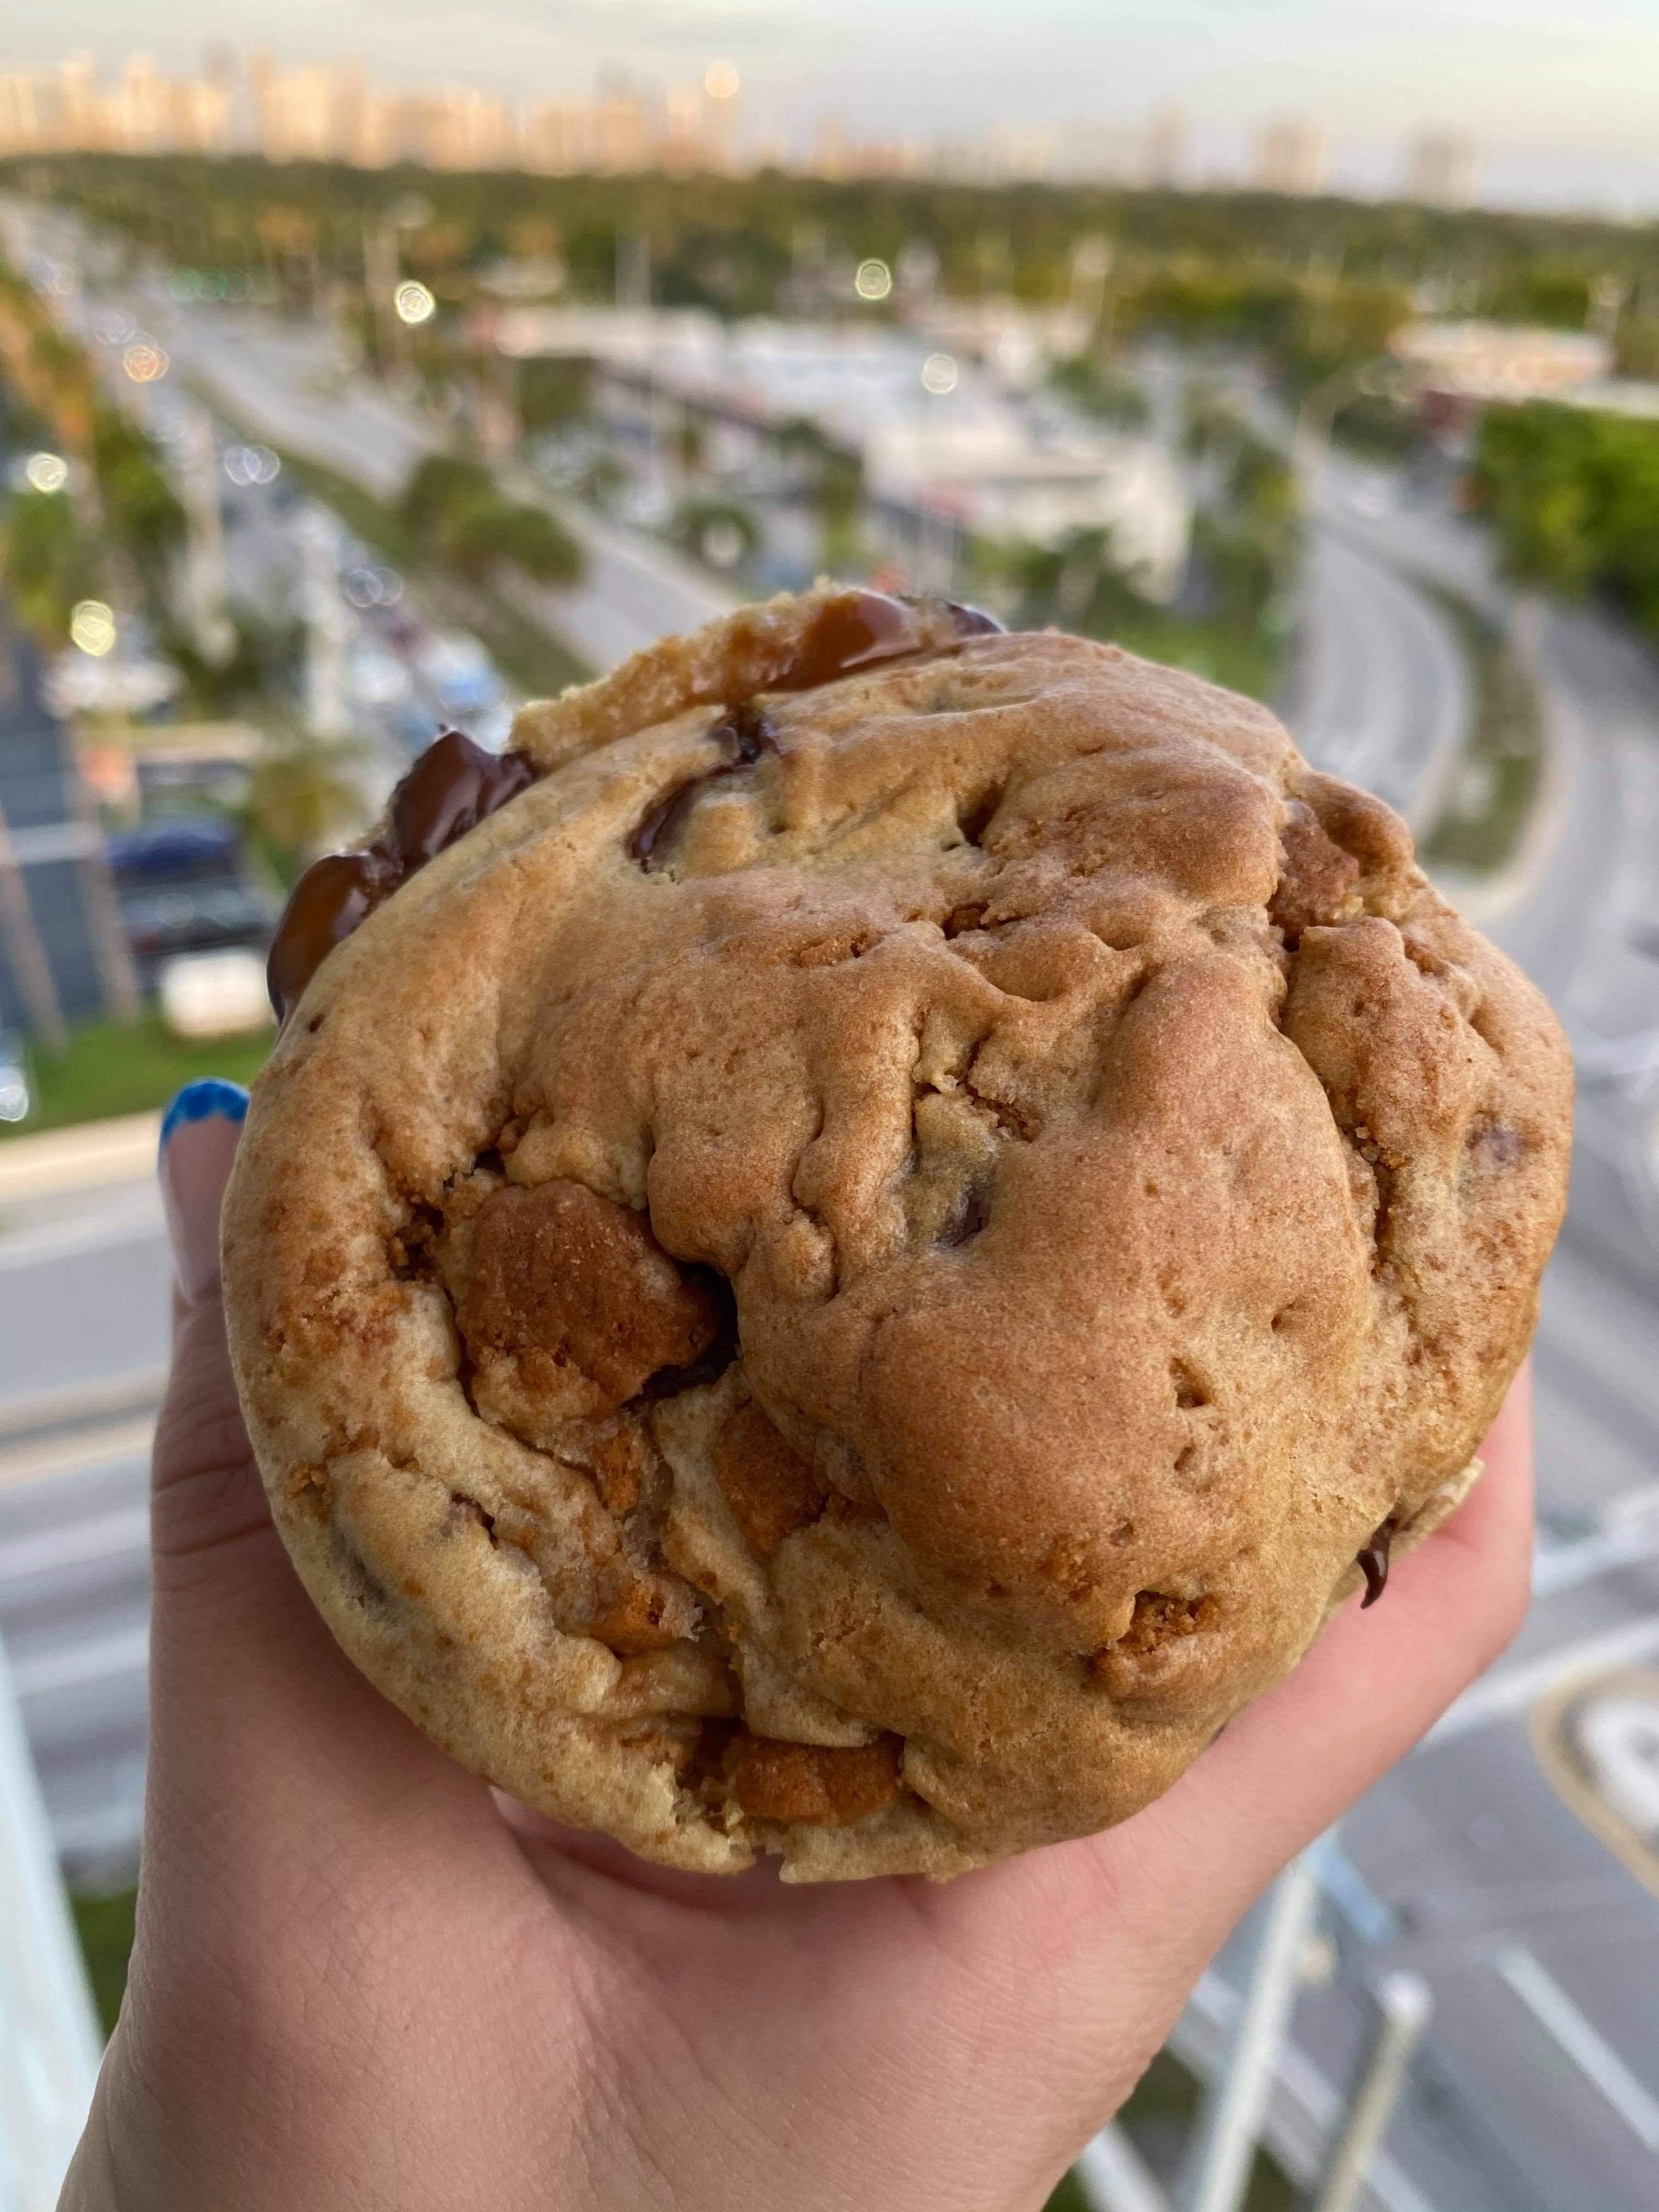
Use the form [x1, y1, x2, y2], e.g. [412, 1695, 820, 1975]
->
[400, 454, 582, 585]
[1049, 354, 1150, 428]
[400, 451, 494, 537]
[1472, 402, 1659, 627]
[670, 495, 759, 571]
[1, 487, 99, 640]
[486, 499, 583, 584]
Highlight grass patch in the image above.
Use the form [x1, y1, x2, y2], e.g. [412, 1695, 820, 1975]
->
[1045, 2049, 1296, 2212]
[1418, 584, 1546, 876]
[2, 1012, 270, 1138]
[72, 1886, 137, 2039]
[1109, 612, 1285, 706]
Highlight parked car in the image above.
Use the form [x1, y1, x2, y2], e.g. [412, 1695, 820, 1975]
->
[106, 817, 276, 981]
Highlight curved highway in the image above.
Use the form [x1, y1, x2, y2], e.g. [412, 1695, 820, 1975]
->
[1288, 524, 1470, 832]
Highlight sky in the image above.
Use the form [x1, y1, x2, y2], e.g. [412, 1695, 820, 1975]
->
[9, 0, 1659, 216]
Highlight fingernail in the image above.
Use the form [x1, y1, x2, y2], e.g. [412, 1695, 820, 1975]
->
[159, 1079, 250, 1152]
[159, 1082, 249, 1306]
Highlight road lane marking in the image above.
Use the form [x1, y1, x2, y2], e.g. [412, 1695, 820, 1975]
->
[0, 1189, 163, 1273]
[1494, 1944, 1659, 2151]
[0, 1418, 156, 1496]
[1528, 1671, 1659, 1909]
[1428, 1617, 1659, 1743]
[10, 1624, 149, 1701]
[0, 1505, 150, 1585]
[0, 1368, 166, 1446]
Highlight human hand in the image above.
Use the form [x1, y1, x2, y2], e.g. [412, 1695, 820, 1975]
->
[60, 1082, 1534, 2212]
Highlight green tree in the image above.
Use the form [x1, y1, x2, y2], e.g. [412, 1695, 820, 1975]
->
[243, 729, 369, 889]
[1, 487, 100, 640]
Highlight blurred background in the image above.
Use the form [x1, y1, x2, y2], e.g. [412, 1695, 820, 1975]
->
[0, 5, 1656, 2209]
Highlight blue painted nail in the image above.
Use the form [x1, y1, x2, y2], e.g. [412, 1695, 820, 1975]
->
[160, 1079, 250, 1153]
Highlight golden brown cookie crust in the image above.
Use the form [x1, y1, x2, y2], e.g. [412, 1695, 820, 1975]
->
[222, 586, 1572, 1881]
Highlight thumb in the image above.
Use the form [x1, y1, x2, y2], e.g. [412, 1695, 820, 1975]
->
[151, 1081, 275, 1574]
[146, 1080, 492, 1840]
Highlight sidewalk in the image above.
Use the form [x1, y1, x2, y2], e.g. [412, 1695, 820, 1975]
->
[0, 1113, 161, 1208]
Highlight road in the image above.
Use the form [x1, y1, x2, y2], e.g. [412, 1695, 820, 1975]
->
[154, 288, 735, 676]
[1286, 526, 1469, 833]
[0, 1177, 164, 1880]
[1270, 453, 1659, 2212]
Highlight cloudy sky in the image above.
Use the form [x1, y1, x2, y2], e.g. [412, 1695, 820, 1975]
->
[10, 0, 1659, 213]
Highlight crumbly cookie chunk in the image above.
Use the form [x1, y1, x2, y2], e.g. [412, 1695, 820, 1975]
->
[223, 586, 1572, 1881]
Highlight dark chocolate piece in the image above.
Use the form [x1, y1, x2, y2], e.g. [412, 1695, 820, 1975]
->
[267, 847, 399, 1027]
[267, 729, 536, 1023]
[1357, 1514, 1401, 1608]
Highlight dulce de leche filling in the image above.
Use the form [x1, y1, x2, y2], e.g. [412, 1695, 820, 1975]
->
[266, 590, 1002, 1025]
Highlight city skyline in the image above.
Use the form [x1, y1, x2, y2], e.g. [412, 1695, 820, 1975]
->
[0, 52, 1492, 208]
[0, 4, 1657, 215]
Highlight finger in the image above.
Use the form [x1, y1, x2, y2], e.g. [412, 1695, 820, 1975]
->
[146, 1084, 493, 1883]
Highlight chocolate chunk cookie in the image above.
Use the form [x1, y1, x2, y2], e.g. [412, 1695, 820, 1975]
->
[223, 585, 1571, 1881]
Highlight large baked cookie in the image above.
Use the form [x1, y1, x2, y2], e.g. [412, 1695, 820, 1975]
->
[222, 586, 1572, 1881]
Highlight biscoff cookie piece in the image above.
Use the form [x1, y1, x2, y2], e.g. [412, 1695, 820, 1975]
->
[223, 585, 1571, 1881]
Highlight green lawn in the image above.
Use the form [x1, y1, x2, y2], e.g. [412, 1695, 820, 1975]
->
[1109, 613, 1285, 708]
[72, 1886, 138, 2039]
[1417, 583, 1547, 877]
[1, 1013, 270, 1138]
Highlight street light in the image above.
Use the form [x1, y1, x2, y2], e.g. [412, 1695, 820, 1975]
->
[855, 258, 893, 303]
[69, 601, 117, 657]
[121, 338, 170, 383]
[394, 280, 436, 326]
[24, 452, 68, 494]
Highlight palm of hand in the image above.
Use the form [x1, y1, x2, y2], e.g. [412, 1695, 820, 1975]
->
[65, 1120, 1532, 2212]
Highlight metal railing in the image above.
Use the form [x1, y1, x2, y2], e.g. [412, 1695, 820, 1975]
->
[0, 1629, 102, 2212]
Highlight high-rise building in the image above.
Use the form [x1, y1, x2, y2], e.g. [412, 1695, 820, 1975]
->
[1406, 129, 1478, 209]
[1255, 115, 1328, 196]
[702, 63, 741, 173]
[1142, 106, 1187, 189]
[0, 75, 47, 154]
[110, 54, 172, 154]
[985, 128, 1054, 183]
[593, 73, 652, 173]
[251, 55, 374, 163]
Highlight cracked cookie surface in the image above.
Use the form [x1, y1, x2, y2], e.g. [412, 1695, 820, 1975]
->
[223, 586, 1572, 1881]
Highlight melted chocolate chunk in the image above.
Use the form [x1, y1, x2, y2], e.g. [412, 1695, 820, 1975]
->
[628, 777, 707, 867]
[709, 697, 777, 764]
[267, 848, 399, 1027]
[717, 590, 1003, 702]
[390, 730, 537, 870]
[1357, 1514, 1401, 1608]
[628, 701, 780, 870]
[267, 728, 537, 1023]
